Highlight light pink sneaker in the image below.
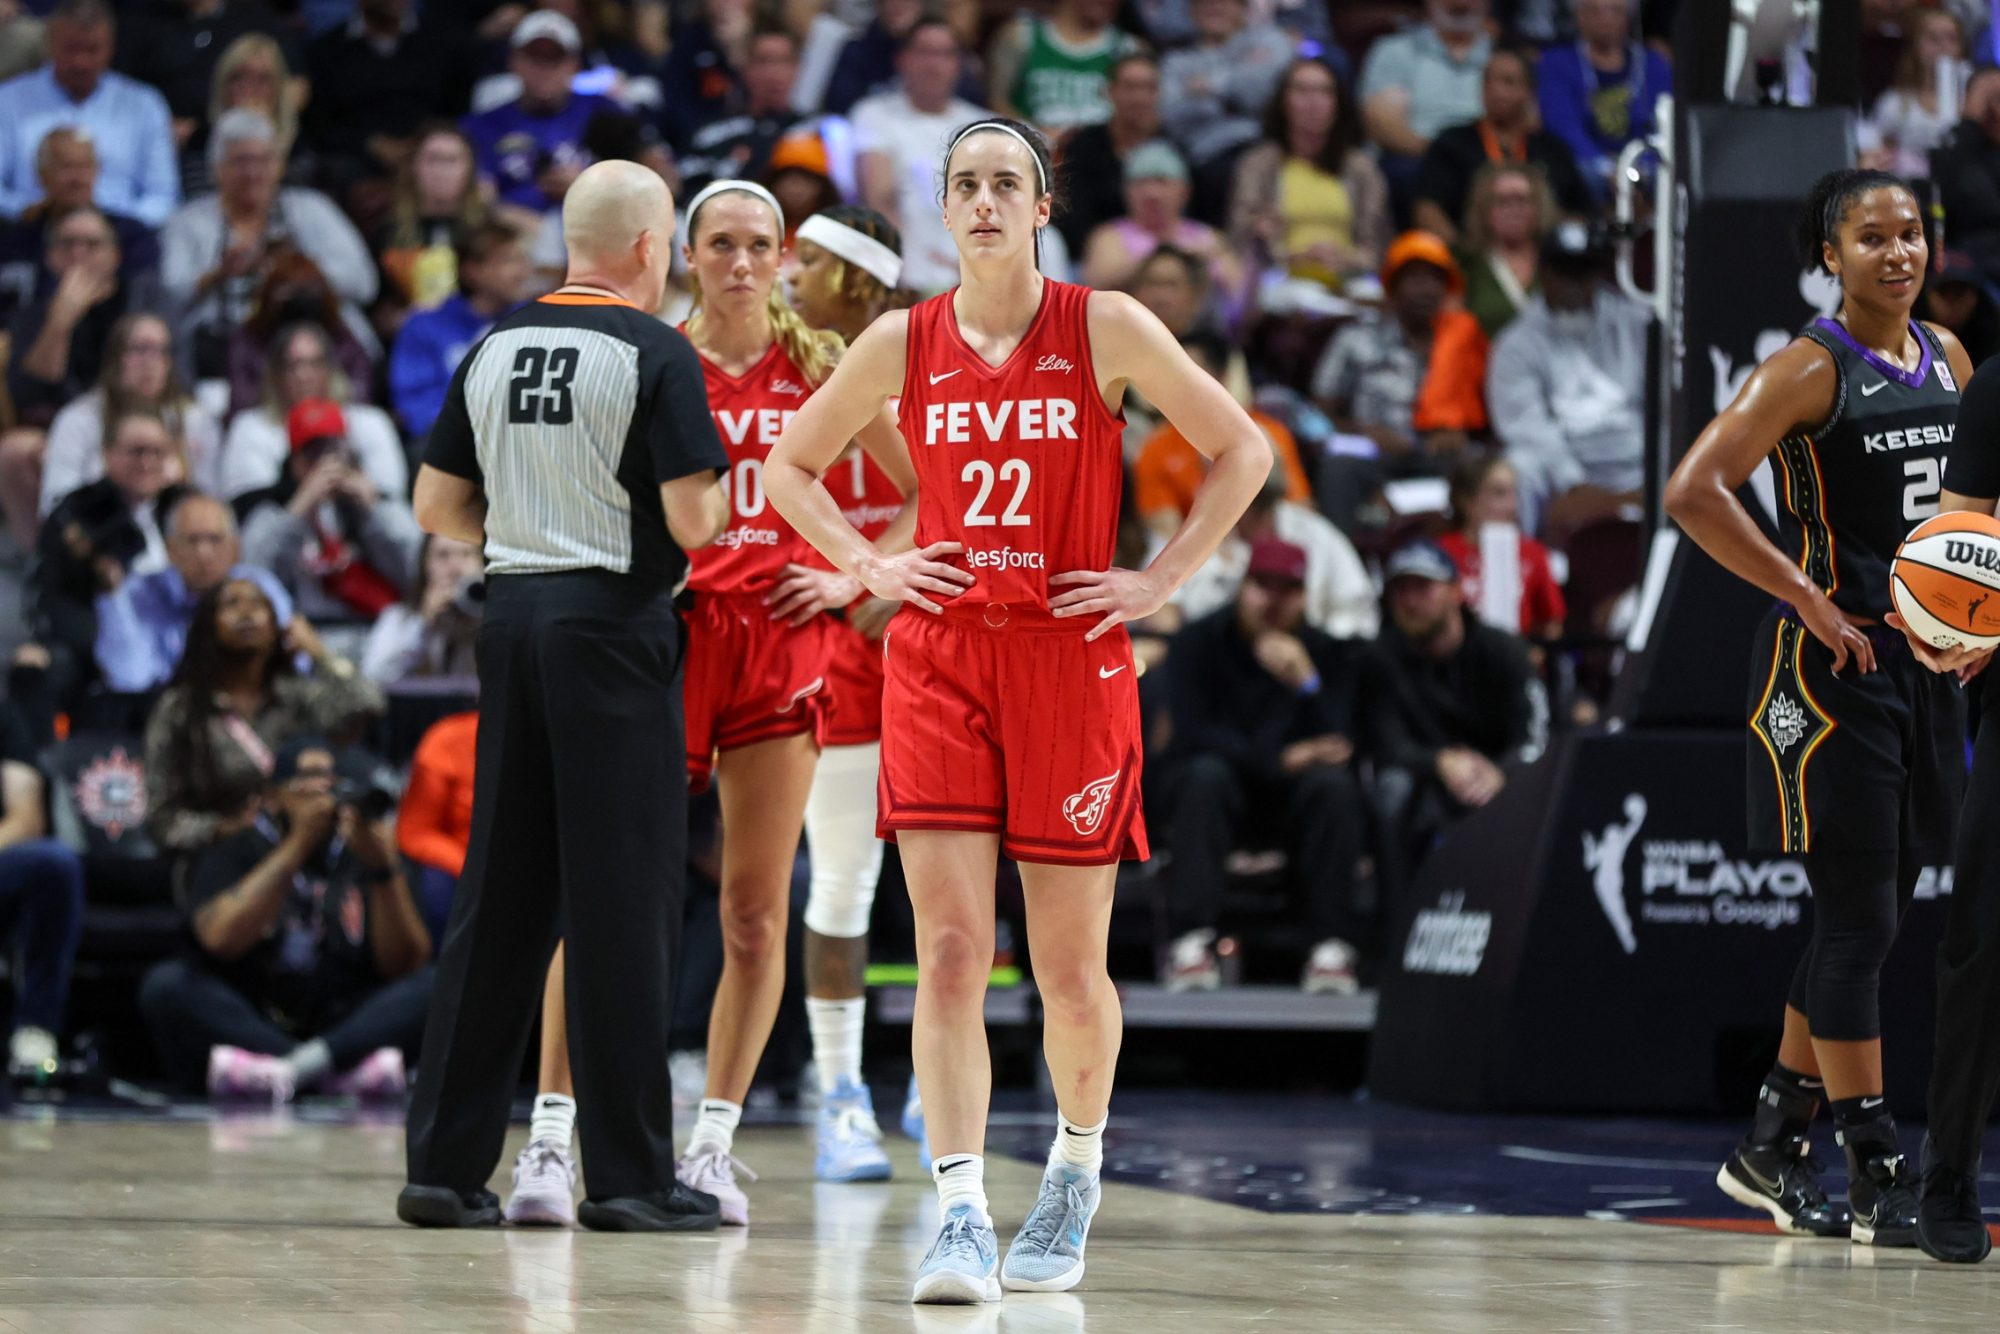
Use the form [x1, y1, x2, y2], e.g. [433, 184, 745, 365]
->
[325, 1047, 407, 1101]
[676, 1147, 756, 1226]
[504, 1138, 578, 1227]
[207, 1045, 296, 1104]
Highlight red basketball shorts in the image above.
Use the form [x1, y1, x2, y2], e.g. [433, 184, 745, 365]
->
[682, 590, 829, 792]
[877, 601, 1149, 865]
[820, 618, 886, 747]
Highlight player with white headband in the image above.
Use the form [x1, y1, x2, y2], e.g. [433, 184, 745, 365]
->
[768, 117, 1269, 1302]
[778, 205, 939, 1184]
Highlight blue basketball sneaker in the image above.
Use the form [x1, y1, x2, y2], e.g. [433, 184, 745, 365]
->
[1002, 1164, 1100, 1292]
[902, 1074, 931, 1172]
[814, 1077, 893, 1183]
[912, 1203, 1000, 1304]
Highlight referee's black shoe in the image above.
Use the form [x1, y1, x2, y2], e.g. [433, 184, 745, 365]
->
[578, 1183, 723, 1232]
[1715, 1133, 1851, 1237]
[1917, 1136, 1992, 1264]
[397, 1185, 502, 1228]
[1837, 1116, 1921, 1247]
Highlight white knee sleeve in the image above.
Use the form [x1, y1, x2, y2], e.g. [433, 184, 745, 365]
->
[804, 741, 886, 938]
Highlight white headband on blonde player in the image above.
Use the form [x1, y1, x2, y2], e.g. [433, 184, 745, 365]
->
[685, 178, 786, 235]
[796, 213, 903, 289]
[944, 122, 1048, 195]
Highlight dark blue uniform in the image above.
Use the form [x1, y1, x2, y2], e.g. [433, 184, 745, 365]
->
[1747, 318, 1966, 854]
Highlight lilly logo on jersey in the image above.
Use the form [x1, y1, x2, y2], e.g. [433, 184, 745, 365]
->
[923, 399, 1078, 446]
[1063, 771, 1121, 837]
[1863, 423, 1953, 453]
[1035, 355, 1074, 374]
[714, 408, 798, 447]
[769, 379, 806, 397]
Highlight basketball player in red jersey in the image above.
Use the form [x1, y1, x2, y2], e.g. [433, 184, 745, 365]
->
[768, 119, 1270, 1304]
[778, 204, 930, 1182]
[671, 180, 917, 1225]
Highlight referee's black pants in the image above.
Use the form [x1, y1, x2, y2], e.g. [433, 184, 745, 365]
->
[406, 572, 687, 1202]
[1930, 692, 2000, 1172]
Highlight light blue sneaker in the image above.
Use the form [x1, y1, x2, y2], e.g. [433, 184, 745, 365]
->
[902, 1074, 931, 1172]
[814, 1077, 893, 1183]
[1002, 1165, 1101, 1293]
[912, 1203, 1000, 1304]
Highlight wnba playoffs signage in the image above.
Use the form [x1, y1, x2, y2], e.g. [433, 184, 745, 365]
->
[1372, 727, 1947, 1114]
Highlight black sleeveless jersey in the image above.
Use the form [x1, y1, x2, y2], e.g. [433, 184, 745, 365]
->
[1775, 318, 1960, 617]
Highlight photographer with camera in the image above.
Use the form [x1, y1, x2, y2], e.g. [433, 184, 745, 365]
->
[359, 534, 482, 686]
[137, 735, 432, 1102]
[239, 397, 422, 659]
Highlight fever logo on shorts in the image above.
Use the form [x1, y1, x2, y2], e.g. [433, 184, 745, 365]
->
[1062, 771, 1121, 837]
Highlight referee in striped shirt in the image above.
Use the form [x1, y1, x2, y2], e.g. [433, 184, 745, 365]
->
[398, 161, 731, 1232]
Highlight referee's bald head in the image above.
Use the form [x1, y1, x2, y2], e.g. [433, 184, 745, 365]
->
[562, 160, 676, 310]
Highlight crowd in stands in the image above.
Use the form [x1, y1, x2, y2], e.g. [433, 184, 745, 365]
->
[4, 0, 1928, 1098]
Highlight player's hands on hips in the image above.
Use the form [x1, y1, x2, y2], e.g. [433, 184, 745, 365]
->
[856, 541, 975, 615]
[1051, 567, 1169, 642]
[1885, 611, 1995, 681]
[1799, 589, 1876, 675]
[849, 595, 900, 640]
[766, 563, 863, 627]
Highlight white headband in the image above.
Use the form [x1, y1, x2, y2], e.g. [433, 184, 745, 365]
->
[796, 213, 902, 288]
[944, 122, 1047, 195]
[685, 178, 785, 235]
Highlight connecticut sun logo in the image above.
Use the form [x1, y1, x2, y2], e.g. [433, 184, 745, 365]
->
[75, 747, 147, 839]
[1062, 771, 1120, 837]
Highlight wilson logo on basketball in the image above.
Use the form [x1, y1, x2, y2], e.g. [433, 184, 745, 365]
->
[1062, 771, 1120, 837]
[1944, 540, 2000, 574]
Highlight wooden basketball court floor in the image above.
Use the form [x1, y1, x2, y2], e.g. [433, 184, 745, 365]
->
[6, 1100, 2000, 1333]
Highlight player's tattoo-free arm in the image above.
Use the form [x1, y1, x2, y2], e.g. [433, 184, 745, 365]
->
[769, 312, 973, 614]
[1665, 338, 1875, 675]
[1055, 291, 1271, 640]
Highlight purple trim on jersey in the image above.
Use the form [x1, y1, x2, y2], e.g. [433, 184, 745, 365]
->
[1812, 316, 1933, 389]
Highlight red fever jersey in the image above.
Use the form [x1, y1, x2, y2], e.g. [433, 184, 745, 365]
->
[878, 281, 1148, 864]
[818, 447, 904, 746]
[685, 338, 815, 593]
[680, 336, 829, 790]
[896, 280, 1126, 609]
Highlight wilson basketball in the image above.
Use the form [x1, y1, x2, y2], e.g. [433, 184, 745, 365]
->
[1890, 510, 2000, 651]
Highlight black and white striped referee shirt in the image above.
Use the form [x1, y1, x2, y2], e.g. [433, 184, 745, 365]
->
[423, 293, 728, 591]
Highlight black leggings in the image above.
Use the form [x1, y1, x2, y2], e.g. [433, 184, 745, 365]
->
[1784, 849, 1920, 1042]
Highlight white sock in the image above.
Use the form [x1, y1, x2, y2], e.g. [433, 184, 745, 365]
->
[530, 1092, 577, 1150]
[284, 1039, 332, 1087]
[1051, 1110, 1105, 1175]
[688, 1098, 743, 1155]
[806, 996, 866, 1095]
[933, 1153, 989, 1223]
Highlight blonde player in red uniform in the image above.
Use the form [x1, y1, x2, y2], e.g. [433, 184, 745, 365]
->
[769, 119, 1269, 1303]
[777, 204, 928, 1182]
[671, 179, 918, 1224]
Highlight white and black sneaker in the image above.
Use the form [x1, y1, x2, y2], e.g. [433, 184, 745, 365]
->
[1716, 1132, 1852, 1238]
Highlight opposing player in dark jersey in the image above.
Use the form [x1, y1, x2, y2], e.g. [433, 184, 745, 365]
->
[768, 118, 1269, 1304]
[1667, 169, 1974, 1247]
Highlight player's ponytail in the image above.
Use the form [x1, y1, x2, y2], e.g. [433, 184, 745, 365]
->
[1797, 168, 1911, 275]
[766, 288, 845, 388]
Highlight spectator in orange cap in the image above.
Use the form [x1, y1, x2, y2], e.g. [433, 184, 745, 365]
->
[1309, 229, 1490, 534]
